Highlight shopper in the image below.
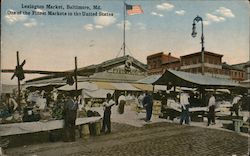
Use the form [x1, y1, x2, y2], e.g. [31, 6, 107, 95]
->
[142, 92, 153, 122]
[207, 94, 216, 126]
[63, 93, 78, 142]
[101, 93, 115, 134]
[180, 92, 190, 125]
[231, 95, 242, 116]
[118, 92, 126, 114]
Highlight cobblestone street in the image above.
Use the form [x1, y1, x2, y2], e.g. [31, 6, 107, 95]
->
[6, 122, 249, 156]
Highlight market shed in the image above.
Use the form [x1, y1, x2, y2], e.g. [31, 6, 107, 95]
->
[153, 69, 241, 88]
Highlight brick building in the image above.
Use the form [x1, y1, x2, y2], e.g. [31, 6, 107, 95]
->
[222, 63, 246, 81]
[146, 51, 247, 82]
[231, 61, 250, 80]
[147, 52, 180, 75]
[180, 51, 223, 75]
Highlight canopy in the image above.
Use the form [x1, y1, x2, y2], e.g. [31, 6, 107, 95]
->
[132, 83, 153, 91]
[82, 89, 114, 98]
[111, 83, 139, 91]
[153, 69, 241, 88]
[94, 82, 117, 90]
[136, 74, 161, 84]
[58, 82, 98, 91]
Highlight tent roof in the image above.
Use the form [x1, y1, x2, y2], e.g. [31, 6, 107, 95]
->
[153, 69, 241, 88]
[136, 74, 162, 84]
[82, 89, 114, 98]
[58, 82, 98, 91]
[111, 83, 139, 91]
[132, 83, 153, 91]
[26, 55, 147, 83]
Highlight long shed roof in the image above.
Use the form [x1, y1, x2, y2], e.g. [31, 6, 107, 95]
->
[153, 69, 241, 88]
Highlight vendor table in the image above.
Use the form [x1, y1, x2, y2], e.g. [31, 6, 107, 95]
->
[0, 117, 102, 136]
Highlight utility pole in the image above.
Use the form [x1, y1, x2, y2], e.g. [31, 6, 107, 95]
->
[16, 52, 21, 107]
[11, 51, 26, 108]
[74, 56, 78, 91]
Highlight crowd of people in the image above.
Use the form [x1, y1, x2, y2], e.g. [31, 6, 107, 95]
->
[0, 87, 247, 143]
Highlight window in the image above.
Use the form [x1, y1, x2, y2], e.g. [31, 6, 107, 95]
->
[192, 59, 196, 64]
[198, 58, 201, 63]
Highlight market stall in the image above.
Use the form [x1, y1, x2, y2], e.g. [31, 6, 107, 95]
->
[0, 117, 101, 137]
[152, 69, 244, 121]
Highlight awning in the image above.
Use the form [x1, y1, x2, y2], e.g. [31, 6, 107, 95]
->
[23, 82, 64, 88]
[111, 83, 139, 91]
[58, 82, 98, 91]
[154, 85, 167, 91]
[132, 83, 153, 91]
[82, 89, 114, 98]
[153, 69, 241, 88]
[94, 82, 116, 90]
[137, 74, 162, 84]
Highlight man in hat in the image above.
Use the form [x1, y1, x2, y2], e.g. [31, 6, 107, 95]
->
[142, 91, 153, 122]
[231, 95, 242, 116]
[63, 92, 78, 142]
[207, 94, 216, 126]
[101, 93, 115, 134]
[180, 92, 190, 125]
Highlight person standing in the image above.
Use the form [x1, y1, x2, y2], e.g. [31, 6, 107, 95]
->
[231, 95, 242, 116]
[207, 94, 216, 126]
[137, 93, 145, 108]
[142, 92, 153, 122]
[5, 93, 18, 114]
[63, 93, 78, 142]
[118, 92, 126, 114]
[180, 92, 190, 125]
[101, 93, 115, 134]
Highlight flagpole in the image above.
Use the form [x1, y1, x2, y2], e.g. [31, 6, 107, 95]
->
[123, 1, 126, 56]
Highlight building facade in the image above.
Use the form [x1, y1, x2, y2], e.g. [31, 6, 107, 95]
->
[147, 52, 180, 75]
[180, 51, 223, 75]
[231, 61, 250, 80]
[222, 63, 246, 81]
[147, 51, 247, 82]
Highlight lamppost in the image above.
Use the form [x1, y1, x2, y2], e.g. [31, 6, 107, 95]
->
[192, 15, 205, 75]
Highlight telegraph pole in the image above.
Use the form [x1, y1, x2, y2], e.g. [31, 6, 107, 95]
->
[74, 56, 78, 91]
[16, 52, 21, 107]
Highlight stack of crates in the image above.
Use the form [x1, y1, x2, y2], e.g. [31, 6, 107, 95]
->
[152, 100, 162, 116]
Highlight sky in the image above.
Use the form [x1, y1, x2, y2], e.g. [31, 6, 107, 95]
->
[1, 0, 249, 85]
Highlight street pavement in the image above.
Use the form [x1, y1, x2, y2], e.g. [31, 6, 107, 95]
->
[4, 106, 250, 156]
[5, 122, 249, 156]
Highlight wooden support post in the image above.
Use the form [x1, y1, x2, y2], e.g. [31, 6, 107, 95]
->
[75, 56, 78, 91]
[16, 51, 21, 109]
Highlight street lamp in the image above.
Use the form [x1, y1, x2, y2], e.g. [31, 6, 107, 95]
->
[192, 15, 205, 75]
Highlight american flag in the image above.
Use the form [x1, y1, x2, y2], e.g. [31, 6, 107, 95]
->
[126, 4, 143, 15]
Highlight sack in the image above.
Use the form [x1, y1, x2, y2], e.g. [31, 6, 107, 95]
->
[40, 111, 52, 120]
